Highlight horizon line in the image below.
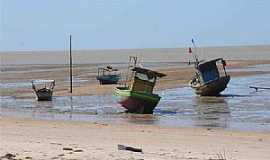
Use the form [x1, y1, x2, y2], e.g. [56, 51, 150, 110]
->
[1, 43, 270, 53]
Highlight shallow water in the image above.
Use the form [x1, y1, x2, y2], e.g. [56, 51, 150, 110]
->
[1, 74, 270, 132]
[156, 74, 270, 131]
[0, 78, 89, 89]
[228, 64, 270, 72]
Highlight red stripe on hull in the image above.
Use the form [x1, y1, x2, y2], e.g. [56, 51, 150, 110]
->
[119, 97, 159, 114]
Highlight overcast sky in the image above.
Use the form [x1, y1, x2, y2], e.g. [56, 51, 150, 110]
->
[1, 0, 270, 51]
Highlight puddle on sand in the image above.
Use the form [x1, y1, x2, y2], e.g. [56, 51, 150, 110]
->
[1, 73, 270, 132]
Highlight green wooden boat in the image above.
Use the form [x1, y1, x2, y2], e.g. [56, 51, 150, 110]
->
[114, 66, 166, 114]
[115, 86, 161, 114]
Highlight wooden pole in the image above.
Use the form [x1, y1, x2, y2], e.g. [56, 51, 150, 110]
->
[69, 35, 73, 93]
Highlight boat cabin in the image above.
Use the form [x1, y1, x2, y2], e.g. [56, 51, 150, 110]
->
[97, 66, 118, 77]
[196, 58, 227, 84]
[129, 67, 166, 94]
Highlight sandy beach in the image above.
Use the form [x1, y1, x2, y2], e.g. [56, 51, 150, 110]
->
[1, 45, 270, 160]
[0, 117, 269, 160]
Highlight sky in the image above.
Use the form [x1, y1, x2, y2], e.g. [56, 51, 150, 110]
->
[1, 0, 270, 51]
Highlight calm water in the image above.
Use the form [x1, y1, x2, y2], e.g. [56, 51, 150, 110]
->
[1, 73, 270, 131]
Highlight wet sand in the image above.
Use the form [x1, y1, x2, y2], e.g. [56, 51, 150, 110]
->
[1, 117, 270, 160]
[1, 59, 270, 98]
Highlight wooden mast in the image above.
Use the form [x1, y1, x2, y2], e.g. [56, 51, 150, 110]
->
[69, 35, 73, 93]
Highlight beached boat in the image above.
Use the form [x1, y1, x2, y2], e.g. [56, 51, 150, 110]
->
[96, 66, 120, 85]
[189, 58, 230, 96]
[32, 80, 55, 101]
[115, 57, 166, 114]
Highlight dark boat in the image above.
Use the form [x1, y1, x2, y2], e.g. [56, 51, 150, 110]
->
[114, 57, 166, 114]
[96, 66, 120, 85]
[189, 58, 230, 96]
[32, 80, 55, 101]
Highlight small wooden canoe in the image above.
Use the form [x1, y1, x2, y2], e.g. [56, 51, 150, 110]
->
[32, 80, 55, 101]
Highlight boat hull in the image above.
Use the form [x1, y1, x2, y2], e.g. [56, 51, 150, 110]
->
[114, 87, 161, 114]
[35, 89, 53, 101]
[96, 75, 120, 85]
[190, 76, 230, 96]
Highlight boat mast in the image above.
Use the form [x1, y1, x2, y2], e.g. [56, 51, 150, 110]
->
[125, 56, 137, 87]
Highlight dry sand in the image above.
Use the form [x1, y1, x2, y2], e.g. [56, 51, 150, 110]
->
[0, 117, 270, 160]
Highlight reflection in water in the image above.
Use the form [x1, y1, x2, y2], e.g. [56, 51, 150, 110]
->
[69, 96, 73, 119]
[193, 97, 230, 128]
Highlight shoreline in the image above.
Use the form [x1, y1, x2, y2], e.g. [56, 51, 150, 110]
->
[2, 108, 270, 133]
